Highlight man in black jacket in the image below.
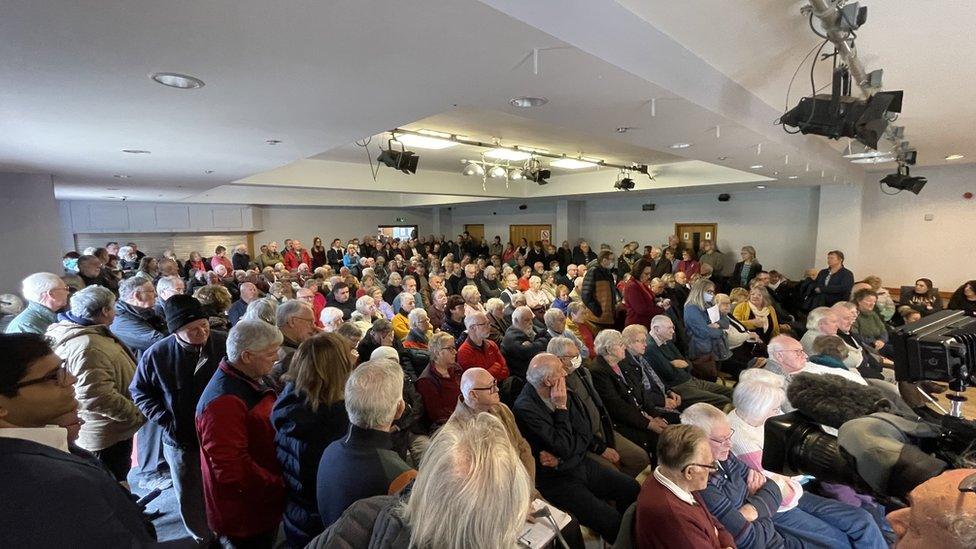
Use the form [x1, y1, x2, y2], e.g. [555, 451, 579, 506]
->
[513, 353, 639, 544]
[500, 306, 550, 379]
[811, 250, 855, 308]
[581, 251, 618, 330]
[129, 296, 226, 544]
[644, 315, 732, 410]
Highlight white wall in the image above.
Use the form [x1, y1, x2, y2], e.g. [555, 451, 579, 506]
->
[256, 205, 434, 245]
[0, 173, 65, 292]
[450, 201, 558, 242]
[860, 163, 976, 290]
[814, 183, 864, 271]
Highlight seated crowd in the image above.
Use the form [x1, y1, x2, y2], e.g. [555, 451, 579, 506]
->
[1, 233, 975, 548]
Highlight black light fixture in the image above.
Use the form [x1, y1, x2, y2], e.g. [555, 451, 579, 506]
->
[376, 139, 419, 174]
[522, 158, 549, 185]
[881, 164, 927, 195]
[614, 177, 635, 191]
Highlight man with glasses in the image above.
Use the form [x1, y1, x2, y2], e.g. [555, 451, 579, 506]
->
[5, 272, 70, 335]
[269, 300, 318, 388]
[457, 313, 508, 381]
[0, 333, 159, 546]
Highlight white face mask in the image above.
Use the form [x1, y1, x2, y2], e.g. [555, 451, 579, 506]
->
[569, 355, 582, 371]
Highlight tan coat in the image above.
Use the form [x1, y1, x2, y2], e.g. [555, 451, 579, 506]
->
[46, 321, 145, 451]
[450, 398, 535, 486]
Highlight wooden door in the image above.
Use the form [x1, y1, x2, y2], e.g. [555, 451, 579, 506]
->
[509, 224, 552, 247]
[464, 224, 485, 242]
[674, 223, 718, 257]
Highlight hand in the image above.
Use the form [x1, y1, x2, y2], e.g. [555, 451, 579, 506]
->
[601, 447, 620, 464]
[549, 376, 568, 409]
[748, 332, 762, 343]
[746, 469, 766, 495]
[873, 340, 885, 350]
[672, 359, 690, 369]
[738, 503, 759, 522]
[539, 451, 559, 467]
[708, 322, 720, 329]
[666, 392, 681, 410]
[648, 417, 668, 433]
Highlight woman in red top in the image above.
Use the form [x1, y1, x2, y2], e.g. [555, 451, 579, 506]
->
[185, 251, 207, 276]
[501, 242, 517, 263]
[414, 332, 462, 431]
[676, 249, 701, 278]
[624, 259, 666, 327]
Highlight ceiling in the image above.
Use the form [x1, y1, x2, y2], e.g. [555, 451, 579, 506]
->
[1, 0, 967, 207]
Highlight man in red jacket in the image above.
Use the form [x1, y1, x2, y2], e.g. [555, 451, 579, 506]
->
[282, 239, 312, 271]
[196, 319, 285, 548]
[457, 312, 508, 381]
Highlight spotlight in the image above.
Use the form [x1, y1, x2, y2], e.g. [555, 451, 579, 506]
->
[614, 177, 635, 191]
[376, 139, 419, 174]
[488, 165, 508, 179]
[461, 161, 484, 177]
[881, 165, 927, 195]
[523, 158, 550, 185]
[509, 169, 525, 181]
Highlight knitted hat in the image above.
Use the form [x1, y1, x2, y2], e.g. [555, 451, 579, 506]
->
[164, 295, 209, 333]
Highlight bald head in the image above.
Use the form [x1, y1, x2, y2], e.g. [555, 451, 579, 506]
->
[240, 282, 259, 303]
[525, 353, 564, 388]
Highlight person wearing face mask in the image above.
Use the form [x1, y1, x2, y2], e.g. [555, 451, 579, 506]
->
[581, 251, 618, 331]
[129, 295, 227, 544]
[683, 279, 725, 381]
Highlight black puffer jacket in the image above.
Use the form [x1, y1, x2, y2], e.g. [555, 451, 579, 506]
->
[110, 300, 167, 361]
[271, 382, 349, 548]
[307, 495, 410, 549]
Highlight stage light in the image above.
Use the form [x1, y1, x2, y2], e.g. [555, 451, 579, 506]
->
[376, 140, 419, 174]
[462, 161, 484, 177]
[881, 165, 927, 195]
[488, 165, 508, 179]
[614, 177, 635, 191]
[509, 169, 525, 181]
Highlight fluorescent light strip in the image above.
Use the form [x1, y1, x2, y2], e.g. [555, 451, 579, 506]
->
[484, 148, 532, 161]
[551, 158, 597, 169]
[392, 133, 458, 150]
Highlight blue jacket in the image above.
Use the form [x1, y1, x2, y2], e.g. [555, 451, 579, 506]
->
[699, 453, 784, 549]
[129, 332, 226, 448]
[683, 303, 724, 359]
[227, 299, 248, 327]
[0, 437, 157, 546]
[272, 383, 349, 548]
[812, 266, 855, 307]
[3, 300, 57, 335]
[110, 300, 167, 361]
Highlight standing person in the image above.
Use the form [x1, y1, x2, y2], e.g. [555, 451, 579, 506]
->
[624, 259, 666, 327]
[196, 320, 285, 548]
[309, 237, 328, 269]
[730, 246, 762, 290]
[46, 285, 145, 481]
[811, 250, 855, 308]
[683, 279, 725, 381]
[581, 250, 618, 331]
[5, 272, 70, 335]
[698, 239, 727, 281]
[326, 239, 345, 272]
[272, 333, 354, 548]
[130, 295, 227, 543]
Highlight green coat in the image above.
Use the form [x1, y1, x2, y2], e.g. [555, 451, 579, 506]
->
[3, 301, 57, 335]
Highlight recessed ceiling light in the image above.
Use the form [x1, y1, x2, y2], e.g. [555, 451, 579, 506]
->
[750, 164, 764, 169]
[122, 149, 151, 154]
[509, 96, 548, 108]
[755, 185, 767, 189]
[266, 139, 282, 145]
[945, 154, 965, 161]
[616, 127, 636, 134]
[717, 156, 728, 161]
[787, 175, 799, 179]
[551, 158, 597, 169]
[204, 170, 215, 174]
[150, 72, 205, 89]
[106, 187, 120, 191]
[484, 148, 531, 161]
[669, 143, 692, 149]
[113, 174, 130, 179]
[392, 133, 458, 150]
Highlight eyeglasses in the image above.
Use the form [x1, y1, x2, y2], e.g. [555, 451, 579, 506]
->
[471, 380, 499, 393]
[469, 323, 489, 328]
[709, 429, 735, 445]
[4, 359, 72, 391]
[682, 461, 720, 473]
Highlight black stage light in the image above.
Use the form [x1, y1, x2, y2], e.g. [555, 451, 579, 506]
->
[881, 166, 927, 195]
[528, 168, 550, 185]
[614, 177, 635, 191]
[376, 140, 419, 174]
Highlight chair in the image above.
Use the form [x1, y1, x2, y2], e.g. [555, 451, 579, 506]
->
[612, 502, 637, 549]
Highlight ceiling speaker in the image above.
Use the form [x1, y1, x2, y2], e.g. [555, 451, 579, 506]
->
[718, 193, 732, 202]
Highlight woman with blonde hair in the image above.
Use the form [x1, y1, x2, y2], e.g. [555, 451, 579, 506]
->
[732, 287, 781, 344]
[272, 333, 355, 547]
[730, 245, 762, 289]
[193, 284, 232, 331]
[683, 278, 724, 381]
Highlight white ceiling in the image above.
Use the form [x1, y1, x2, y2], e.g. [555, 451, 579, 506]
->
[1, 0, 966, 207]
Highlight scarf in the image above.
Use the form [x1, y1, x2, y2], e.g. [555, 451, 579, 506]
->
[57, 311, 97, 326]
[748, 302, 770, 329]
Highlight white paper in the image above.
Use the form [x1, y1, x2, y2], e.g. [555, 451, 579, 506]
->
[517, 499, 572, 547]
[707, 304, 721, 323]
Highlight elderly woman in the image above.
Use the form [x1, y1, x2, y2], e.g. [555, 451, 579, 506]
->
[242, 297, 278, 325]
[565, 301, 596, 358]
[484, 297, 508, 345]
[683, 279, 724, 381]
[136, 256, 159, 281]
[414, 332, 462, 431]
[46, 285, 144, 480]
[318, 307, 344, 333]
[730, 245, 762, 290]
[184, 251, 207, 277]
[634, 424, 734, 549]
[383, 272, 403, 305]
[523, 275, 552, 312]
[624, 259, 666, 328]
[402, 308, 432, 350]
[271, 333, 354, 547]
[861, 275, 896, 321]
[851, 289, 891, 356]
[799, 306, 840, 356]
[682, 403, 887, 549]
[900, 278, 942, 317]
[350, 295, 378, 334]
[460, 284, 486, 318]
[365, 287, 394, 321]
[194, 283, 233, 331]
[732, 287, 782, 344]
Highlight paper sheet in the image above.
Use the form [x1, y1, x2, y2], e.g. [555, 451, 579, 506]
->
[517, 499, 572, 548]
[707, 304, 721, 323]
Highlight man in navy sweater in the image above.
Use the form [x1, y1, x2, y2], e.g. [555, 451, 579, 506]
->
[316, 357, 415, 529]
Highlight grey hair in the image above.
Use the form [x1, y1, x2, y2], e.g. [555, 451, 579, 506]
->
[402, 413, 531, 549]
[806, 307, 834, 330]
[396, 292, 415, 312]
[226, 319, 283, 363]
[543, 307, 565, 329]
[831, 301, 857, 313]
[275, 299, 311, 327]
[408, 307, 429, 329]
[566, 301, 586, 317]
[428, 331, 455, 357]
[738, 368, 787, 389]
[546, 336, 577, 357]
[512, 305, 533, 325]
[355, 295, 375, 315]
[21, 272, 64, 302]
[485, 297, 504, 314]
[525, 354, 563, 388]
[319, 307, 344, 327]
[680, 402, 729, 434]
[69, 285, 116, 319]
[622, 323, 648, 343]
[460, 284, 480, 302]
[119, 276, 152, 303]
[464, 312, 486, 329]
[370, 346, 399, 362]
[732, 380, 786, 424]
[156, 275, 182, 296]
[344, 358, 404, 429]
[593, 329, 623, 357]
[242, 297, 278, 325]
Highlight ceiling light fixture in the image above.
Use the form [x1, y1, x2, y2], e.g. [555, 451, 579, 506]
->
[551, 157, 597, 170]
[614, 169, 636, 191]
[788, 175, 799, 179]
[391, 132, 458, 150]
[461, 161, 485, 177]
[122, 149, 151, 154]
[756, 185, 767, 189]
[750, 164, 764, 169]
[488, 165, 508, 179]
[150, 72, 205, 89]
[509, 169, 526, 181]
[945, 154, 965, 161]
[112, 174, 130, 179]
[669, 142, 692, 149]
[376, 139, 419, 174]
[484, 148, 532, 161]
[509, 96, 548, 108]
[851, 155, 896, 164]
[717, 156, 729, 161]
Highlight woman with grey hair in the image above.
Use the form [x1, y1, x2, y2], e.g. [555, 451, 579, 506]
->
[415, 332, 462, 430]
[242, 297, 279, 325]
[46, 284, 144, 480]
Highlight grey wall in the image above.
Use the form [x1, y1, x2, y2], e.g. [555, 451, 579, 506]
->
[0, 173, 65, 293]
[255, 205, 434, 245]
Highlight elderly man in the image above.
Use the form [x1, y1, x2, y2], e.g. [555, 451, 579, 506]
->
[682, 403, 886, 549]
[196, 320, 285, 547]
[391, 275, 425, 312]
[268, 300, 318, 389]
[283, 240, 312, 271]
[581, 250, 618, 330]
[622, 324, 681, 414]
[0, 333, 161, 546]
[227, 281, 260, 327]
[426, 288, 447, 331]
[886, 469, 976, 549]
[451, 367, 529, 476]
[77, 254, 119, 293]
[402, 308, 432, 350]
[130, 295, 227, 543]
[456, 312, 508, 381]
[543, 307, 589, 359]
[501, 306, 551, 380]
[5, 272, 70, 335]
[391, 292, 416, 341]
[316, 358, 414, 528]
[514, 353, 639, 543]
[484, 297, 509, 346]
[645, 315, 733, 410]
[155, 275, 185, 316]
[231, 244, 251, 271]
[46, 285, 144, 481]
